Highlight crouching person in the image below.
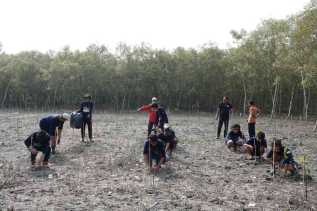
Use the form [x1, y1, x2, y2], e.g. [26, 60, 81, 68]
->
[158, 123, 177, 161]
[143, 134, 166, 173]
[266, 139, 298, 175]
[243, 131, 267, 160]
[24, 131, 51, 168]
[225, 124, 246, 152]
[39, 113, 70, 154]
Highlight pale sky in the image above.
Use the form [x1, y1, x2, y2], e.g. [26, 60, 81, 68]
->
[0, 0, 311, 53]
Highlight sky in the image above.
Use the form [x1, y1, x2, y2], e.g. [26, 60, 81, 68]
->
[0, 0, 311, 53]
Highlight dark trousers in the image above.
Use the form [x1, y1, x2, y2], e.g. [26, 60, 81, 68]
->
[248, 123, 256, 139]
[81, 118, 92, 140]
[148, 122, 156, 136]
[217, 118, 229, 138]
[31, 147, 51, 164]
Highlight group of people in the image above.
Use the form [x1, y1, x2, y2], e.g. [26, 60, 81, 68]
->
[24, 94, 95, 168]
[138, 97, 178, 172]
[23, 94, 298, 176]
[217, 96, 298, 175]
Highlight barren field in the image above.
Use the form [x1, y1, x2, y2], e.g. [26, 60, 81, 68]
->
[0, 111, 316, 210]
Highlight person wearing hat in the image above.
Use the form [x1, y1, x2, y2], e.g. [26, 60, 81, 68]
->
[143, 134, 166, 172]
[39, 113, 70, 154]
[79, 94, 94, 143]
[24, 130, 51, 168]
[158, 123, 177, 160]
[137, 97, 159, 136]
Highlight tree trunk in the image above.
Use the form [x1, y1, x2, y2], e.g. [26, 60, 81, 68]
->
[287, 86, 295, 119]
[300, 70, 309, 120]
[271, 82, 279, 119]
[242, 79, 247, 115]
[1, 80, 11, 108]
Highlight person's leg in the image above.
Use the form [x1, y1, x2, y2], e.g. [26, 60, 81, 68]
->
[217, 119, 224, 138]
[87, 118, 93, 141]
[148, 122, 154, 136]
[224, 119, 229, 138]
[81, 119, 87, 142]
[31, 153, 36, 166]
[248, 123, 255, 139]
[42, 147, 51, 166]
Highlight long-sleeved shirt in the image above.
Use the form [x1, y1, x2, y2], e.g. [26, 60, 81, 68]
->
[80, 101, 94, 119]
[24, 131, 50, 150]
[138, 104, 157, 123]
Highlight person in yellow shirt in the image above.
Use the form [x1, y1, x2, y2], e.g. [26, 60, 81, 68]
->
[247, 101, 260, 139]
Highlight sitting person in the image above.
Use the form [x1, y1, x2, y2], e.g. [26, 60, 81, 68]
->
[225, 124, 246, 152]
[243, 131, 267, 159]
[266, 139, 298, 175]
[143, 134, 166, 172]
[158, 123, 177, 160]
[24, 130, 51, 168]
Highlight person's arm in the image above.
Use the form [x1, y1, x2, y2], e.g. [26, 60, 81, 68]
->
[143, 154, 150, 166]
[25, 134, 37, 154]
[137, 104, 151, 112]
[215, 105, 220, 120]
[57, 128, 62, 144]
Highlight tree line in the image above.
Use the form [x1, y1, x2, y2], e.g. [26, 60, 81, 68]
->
[0, 1, 316, 119]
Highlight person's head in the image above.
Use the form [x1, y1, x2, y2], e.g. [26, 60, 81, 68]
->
[249, 101, 255, 106]
[149, 134, 158, 146]
[257, 131, 265, 140]
[231, 124, 241, 133]
[223, 96, 229, 103]
[163, 123, 170, 132]
[84, 94, 92, 100]
[152, 97, 158, 104]
[59, 113, 70, 122]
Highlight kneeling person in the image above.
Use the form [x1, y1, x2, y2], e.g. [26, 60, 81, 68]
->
[143, 134, 166, 172]
[24, 131, 51, 168]
[244, 131, 267, 159]
[225, 124, 246, 152]
[158, 123, 177, 160]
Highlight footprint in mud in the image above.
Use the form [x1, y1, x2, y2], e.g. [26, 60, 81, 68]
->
[28, 167, 57, 178]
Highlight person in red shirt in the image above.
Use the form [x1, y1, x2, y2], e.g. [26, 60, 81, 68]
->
[247, 101, 260, 139]
[138, 102, 159, 136]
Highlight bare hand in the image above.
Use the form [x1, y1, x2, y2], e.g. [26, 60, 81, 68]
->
[30, 147, 37, 155]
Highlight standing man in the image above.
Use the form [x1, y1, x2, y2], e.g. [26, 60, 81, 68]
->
[138, 98, 158, 136]
[247, 101, 260, 139]
[80, 94, 94, 143]
[216, 96, 233, 139]
[39, 113, 70, 154]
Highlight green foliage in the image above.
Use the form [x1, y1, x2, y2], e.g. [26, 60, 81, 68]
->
[0, 3, 316, 114]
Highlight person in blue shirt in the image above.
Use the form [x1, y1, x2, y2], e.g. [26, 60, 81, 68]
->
[216, 96, 233, 139]
[24, 130, 51, 168]
[39, 113, 70, 154]
[225, 124, 246, 152]
[143, 134, 166, 172]
[80, 94, 94, 143]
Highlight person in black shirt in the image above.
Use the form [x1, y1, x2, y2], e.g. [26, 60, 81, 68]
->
[143, 134, 166, 172]
[156, 105, 169, 131]
[216, 96, 233, 139]
[158, 123, 177, 160]
[24, 131, 51, 167]
[80, 94, 94, 143]
[225, 124, 246, 152]
[243, 131, 267, 159]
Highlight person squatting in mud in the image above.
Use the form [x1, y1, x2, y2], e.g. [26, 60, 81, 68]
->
[24, 130, 51, 168]
[225, 124, 246, 152]
[265, 139, 299, 175]
[79, 94, 94, 143]
[243, 131, 267, 160]
[157, 123, 177, 161]
[216, 96, 233, 139]
[143, 134, 166, 172]
[39, 113, 70, 154]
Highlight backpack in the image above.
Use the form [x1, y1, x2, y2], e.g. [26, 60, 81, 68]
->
[70, 112, 83, 129]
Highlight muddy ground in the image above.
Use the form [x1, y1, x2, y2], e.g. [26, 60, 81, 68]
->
[0, 111, 316, 210]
